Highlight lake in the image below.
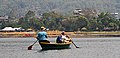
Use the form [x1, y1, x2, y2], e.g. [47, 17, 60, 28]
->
[0, 37, 120, 58]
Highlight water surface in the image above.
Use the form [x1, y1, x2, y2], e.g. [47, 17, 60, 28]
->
[0, 37, 120, 58]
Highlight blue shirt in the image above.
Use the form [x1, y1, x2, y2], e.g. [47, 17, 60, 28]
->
[56, 35, 63, 43]
[37, 31, 48, 41]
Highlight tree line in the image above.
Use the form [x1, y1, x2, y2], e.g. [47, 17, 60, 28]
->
[1, 10, 120, 32]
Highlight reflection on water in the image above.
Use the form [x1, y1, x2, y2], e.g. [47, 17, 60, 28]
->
[0, 37, 120, 58]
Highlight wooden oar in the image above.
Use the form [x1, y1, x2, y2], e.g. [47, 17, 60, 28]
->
[66, 36, 79, 48]
[28, 40, 38, 50]
[72, 40, 79, 48]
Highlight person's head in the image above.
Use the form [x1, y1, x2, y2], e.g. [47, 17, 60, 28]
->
[41, 26, 46, 31]
[61, 31, 65, 35]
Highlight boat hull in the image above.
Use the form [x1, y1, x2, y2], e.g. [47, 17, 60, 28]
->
[39, 42, 71, 50]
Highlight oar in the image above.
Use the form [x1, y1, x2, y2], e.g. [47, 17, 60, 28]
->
[71, 40, 79, 48]
[66, 36, 79, 48]
[28, 40, 38, 50]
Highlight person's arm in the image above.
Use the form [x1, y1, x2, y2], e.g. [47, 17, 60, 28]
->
[45, 32, 48, 38]
[36, 34, 39, 40]
[36, 32, 42, 40]
[45, 35, 48, 38]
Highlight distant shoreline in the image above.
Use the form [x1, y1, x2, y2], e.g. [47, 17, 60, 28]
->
[0, 31, 120, 38]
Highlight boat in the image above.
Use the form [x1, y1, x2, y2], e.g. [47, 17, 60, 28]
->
[39, 42, 72, 50]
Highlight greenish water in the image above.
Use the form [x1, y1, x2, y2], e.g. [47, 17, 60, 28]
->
[0, 37, 120, 58]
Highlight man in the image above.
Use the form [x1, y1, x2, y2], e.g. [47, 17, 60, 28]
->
[56, 31, 71, 43]
[37, 26, 50, 43]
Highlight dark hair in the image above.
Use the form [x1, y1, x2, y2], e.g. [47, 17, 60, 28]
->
[61, 32, 65, 35]
[41, 28, 44, 30]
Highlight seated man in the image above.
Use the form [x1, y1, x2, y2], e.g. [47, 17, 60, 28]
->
[56, 31, 71, 43]
[37, 26, 50, 43]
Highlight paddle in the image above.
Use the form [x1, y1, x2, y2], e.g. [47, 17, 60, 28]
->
[66, 36, 79, 48]
[71, 40, 79, 48]
[28, 40, 38, 50]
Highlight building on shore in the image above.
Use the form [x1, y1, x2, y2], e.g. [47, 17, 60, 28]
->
[110, 13, 119, 19]
[0, 27, 25, 32]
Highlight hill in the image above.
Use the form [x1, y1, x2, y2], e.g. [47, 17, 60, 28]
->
[0, 0, 120, 17]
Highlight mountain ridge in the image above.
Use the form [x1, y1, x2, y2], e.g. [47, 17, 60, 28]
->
[0, 0, 120, 17]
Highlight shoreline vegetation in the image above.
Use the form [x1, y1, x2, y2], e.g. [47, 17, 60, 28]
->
[0, 31, 120, 38]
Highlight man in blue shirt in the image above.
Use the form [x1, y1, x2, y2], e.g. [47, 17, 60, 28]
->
[37, 26, 50, 43]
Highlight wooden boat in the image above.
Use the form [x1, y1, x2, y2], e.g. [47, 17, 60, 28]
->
[39, 42, 72, 50]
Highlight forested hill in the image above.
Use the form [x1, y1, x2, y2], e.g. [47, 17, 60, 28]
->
[0, 0, 120, 17]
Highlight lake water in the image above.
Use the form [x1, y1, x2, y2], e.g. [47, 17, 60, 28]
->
[0, 37, 120, 58]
